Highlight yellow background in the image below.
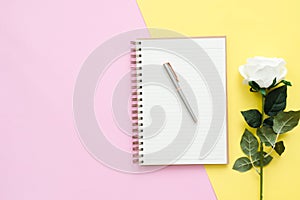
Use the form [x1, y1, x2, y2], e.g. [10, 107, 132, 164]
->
[137, 0, 300, 199]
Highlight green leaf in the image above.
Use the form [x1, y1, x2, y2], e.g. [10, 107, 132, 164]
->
[241, 109, 262, 128]
[252, 152, 273, 167]
[263, 117, 273, 127]
[274, 141, 285, 156]
[264, 85, 287, 116]
[249, 81, 260, 92]
[267, 78, 277, 89]
[233, 157, 252, 172]
[259, 89, 267, 96]
[240, 129, 259, 156]
[282, 80, 292, 86]
[273, 111, 300, 134]
[257, 126, 277, 147]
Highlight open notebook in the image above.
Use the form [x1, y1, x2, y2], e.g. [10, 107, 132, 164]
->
[131, 37, 227, 165]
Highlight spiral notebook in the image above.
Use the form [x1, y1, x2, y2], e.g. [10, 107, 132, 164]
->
[131, 37, 227, 165]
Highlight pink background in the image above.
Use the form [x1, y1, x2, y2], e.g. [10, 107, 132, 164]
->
[0, 0, 216, 199]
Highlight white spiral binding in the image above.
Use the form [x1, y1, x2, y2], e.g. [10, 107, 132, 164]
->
[130, 41, 144, 164]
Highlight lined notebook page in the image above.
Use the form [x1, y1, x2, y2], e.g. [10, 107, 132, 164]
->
[137, 37, 227, 165]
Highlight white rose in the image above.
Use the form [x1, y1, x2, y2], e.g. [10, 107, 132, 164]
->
[239, 56, 287, 88]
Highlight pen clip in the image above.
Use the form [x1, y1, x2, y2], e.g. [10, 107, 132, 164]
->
[166, 62, 179, 82]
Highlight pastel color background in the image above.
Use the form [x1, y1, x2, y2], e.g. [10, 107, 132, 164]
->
[0, 0, 215, 200]
[1, 0, 300, 200]
[137, 0, 300, 199]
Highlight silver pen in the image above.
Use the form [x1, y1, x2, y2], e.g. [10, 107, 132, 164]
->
[163, 62, 198, 123]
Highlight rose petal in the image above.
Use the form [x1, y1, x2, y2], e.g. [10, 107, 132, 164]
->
[276, 66, 287, 82]
[252, 79, 266, 88]
[239, 65, 249, 79]
[239, 57, 287, 88]
[253, 65, 277, 88]
[251, 57, 283, 68]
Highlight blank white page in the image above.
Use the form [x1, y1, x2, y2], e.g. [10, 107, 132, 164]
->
[135, 37, 227, 165]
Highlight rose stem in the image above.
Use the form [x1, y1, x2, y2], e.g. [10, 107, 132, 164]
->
[260, 94, 265, 200]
